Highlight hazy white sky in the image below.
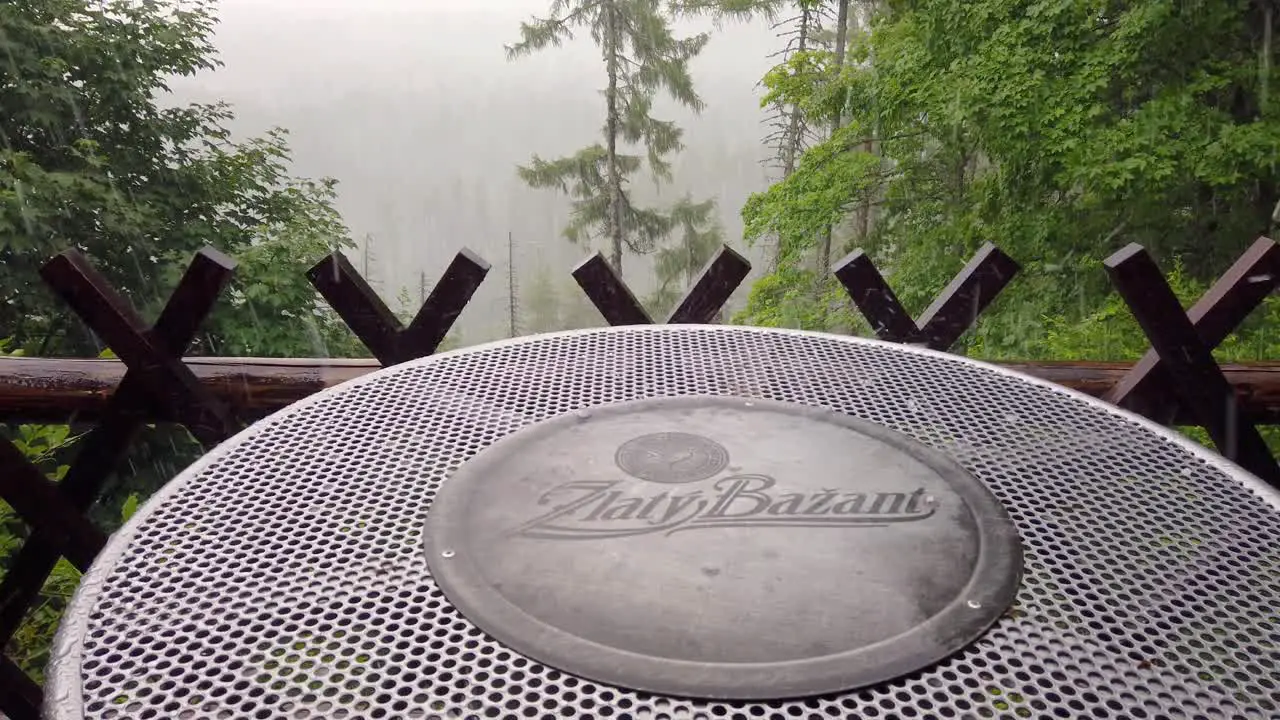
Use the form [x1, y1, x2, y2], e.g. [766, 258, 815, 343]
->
[170, 0, 782, 339]
[192, 0, 775, 93]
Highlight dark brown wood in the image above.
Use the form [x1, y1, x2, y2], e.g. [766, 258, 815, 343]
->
[0, 656, 42, 720]
[307, 252, 402, 364]
[0, 249, 237, 654]
[9, 356, 1280, 425]
[40, 250, 236, 446]
[667, 246, 752, 324]
[832, 243, 1020, 351]
[0, 356, 380, 423]
[916, 243, 1021, 350]
[308, 249, 490, 365]
[573, 245, 751, 326]
[1106, 237, 1280, 423]
[571, 252, 653, 326]
[0, 440, 105, 570]
[831, 250, 918, 342]
[1105, 243, 1280, 487]
[401, 248, 491, 359]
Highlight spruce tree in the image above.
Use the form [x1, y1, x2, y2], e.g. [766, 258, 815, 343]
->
[507, 0, 712, 276]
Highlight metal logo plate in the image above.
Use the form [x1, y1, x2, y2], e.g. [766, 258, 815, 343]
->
[423, 396, 1023, 699]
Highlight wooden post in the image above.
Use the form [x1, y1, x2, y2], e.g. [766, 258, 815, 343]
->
[308, 248, 490, 365]
[572, 245, 751, 326]
[1105, 243, 1280, 488]
[832, 243, 1020, 351]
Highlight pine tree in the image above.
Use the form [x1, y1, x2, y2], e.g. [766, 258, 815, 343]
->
[560, 280, 606, 330]
[681, 0, 830, 269]
[523, 264, 562, 333]
[360, 233, 381, 292]
[507, 231, 519, 337]
[648, 197, 725, 318]
[764, 2, 829, 181]
[507, 0, 711, 277]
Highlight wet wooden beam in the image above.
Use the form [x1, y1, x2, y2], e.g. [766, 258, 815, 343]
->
[40, 249, 236, 446]
[1105, 236, 1280, 424]
[307, 248, 490, 365]
[833, 243, 1020, 351]
[0, 439, 106, 571]
[570, 253, 654, 326]
[0, 656, 41, 720]
[667, 247, 752, 324]
[572, 245, 752, 326]
[7, 356, 1280, 426]
[1106, 243, 1280, 486]
[0, 248, 238, 655]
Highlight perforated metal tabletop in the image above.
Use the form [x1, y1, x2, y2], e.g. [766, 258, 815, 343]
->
[47, 326, 1280, 719]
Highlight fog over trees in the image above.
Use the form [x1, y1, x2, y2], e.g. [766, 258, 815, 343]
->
[167, 0, 781, 344]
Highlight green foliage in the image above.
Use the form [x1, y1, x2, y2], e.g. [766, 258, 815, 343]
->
[742, 124, 880, 263]
[7, 424, 75, 482]
[195, 187, 365, 358]
[726, 0, 1280, 465]
[734, 0, 1280, 363]
[734, 265, 859, 331]
[518, 147, 671, 255]
[120, 494, 139, 523]
[671, 0, 787, 18]
[519, 264, 606, 333]
[0, 0, 351, 356]
[648, 196, 726, 317]
[0, 0, 368, 689]
[508, 0, 719, 273]
[7, 556, 80, 686]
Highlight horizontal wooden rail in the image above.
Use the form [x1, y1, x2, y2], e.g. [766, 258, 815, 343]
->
[5, 356, 1280, 426]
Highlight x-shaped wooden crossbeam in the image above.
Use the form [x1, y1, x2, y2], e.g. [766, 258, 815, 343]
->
[1104, 242, 1280, 488]
[308, 249, 490, 366]
[40, 250, 238, 446]
[0, 248, 237, 720]
[0, 659, 40, 720]
[1105, 237, 1280, 425]
[571, 245, 752, 325]
[832, 242, 1020, 352]
[0, 441, 105, 572]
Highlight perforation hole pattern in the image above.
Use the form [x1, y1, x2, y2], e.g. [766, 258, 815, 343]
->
[48, 327, 1280, 720]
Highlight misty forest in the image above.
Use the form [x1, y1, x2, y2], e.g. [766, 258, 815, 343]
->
[1, 0, 1279, 688]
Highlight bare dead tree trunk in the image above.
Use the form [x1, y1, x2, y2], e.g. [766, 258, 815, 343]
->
[817, 0, 852, 279]
[604, 0, 625, 275]
[830, 0, 851, 130]
[855, 1, 878, 244]
[507, 231, 518, 337]
[1263, 1, 1273, 115]
[780, 7, 814, 179]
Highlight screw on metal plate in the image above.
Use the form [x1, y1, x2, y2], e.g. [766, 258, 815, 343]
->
[575, 409, 592, 420]
[441, 549, 456, 559]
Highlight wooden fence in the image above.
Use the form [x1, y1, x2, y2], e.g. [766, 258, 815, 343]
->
[0, 236, 1278, 717]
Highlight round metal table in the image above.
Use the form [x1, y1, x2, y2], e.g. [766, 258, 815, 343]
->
[47, 326, 1280, 719]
